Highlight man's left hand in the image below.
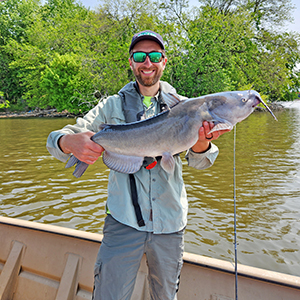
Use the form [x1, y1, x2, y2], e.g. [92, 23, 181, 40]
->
[191, 121, 230, 153]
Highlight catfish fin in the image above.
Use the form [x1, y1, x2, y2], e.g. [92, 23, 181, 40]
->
[208, 121, 233, 134]
[65, 155, 89, 178]
[99, 124, 110, 131]
[65, 155, 78, 168]
[161, 91, 181, 108]
[160, 152, 175, 174]
[102, 151, 144, 174]
[73, 161, 89, 178]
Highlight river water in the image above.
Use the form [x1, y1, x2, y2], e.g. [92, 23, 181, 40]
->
[0, 101, 300, 277]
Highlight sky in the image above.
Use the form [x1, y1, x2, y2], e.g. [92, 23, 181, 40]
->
[79, 0, 300, 33]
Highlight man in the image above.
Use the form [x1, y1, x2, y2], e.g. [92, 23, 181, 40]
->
[47, 30, 228, 300]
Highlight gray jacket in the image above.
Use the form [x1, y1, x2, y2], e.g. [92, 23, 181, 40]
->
[46, 81, 219, 233]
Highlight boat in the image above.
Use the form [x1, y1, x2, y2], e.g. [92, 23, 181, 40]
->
[0, 216, 299, 300]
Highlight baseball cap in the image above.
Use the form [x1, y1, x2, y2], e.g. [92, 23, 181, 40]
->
[129, 30, 165, 53]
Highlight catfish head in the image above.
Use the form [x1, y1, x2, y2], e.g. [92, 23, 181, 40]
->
[202, 90, 277, 133]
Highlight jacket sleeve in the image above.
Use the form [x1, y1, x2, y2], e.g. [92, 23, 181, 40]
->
[46, 95, 124, 162]
[185, 143, 219, 170]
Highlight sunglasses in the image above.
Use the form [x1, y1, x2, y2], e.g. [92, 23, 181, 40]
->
[131, 51, 164, 63]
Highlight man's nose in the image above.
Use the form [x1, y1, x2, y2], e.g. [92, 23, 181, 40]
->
[143, 55, 152, 67]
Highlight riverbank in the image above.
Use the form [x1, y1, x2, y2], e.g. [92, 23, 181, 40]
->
[0, 108, 79, 118]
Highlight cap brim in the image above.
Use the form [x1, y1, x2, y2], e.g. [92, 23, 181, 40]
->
[129, 36, 164, 53]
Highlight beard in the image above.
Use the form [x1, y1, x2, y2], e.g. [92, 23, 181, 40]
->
[133, 66, 163, 87]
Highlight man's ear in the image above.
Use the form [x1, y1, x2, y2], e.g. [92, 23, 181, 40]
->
[162, 57, 167, 70]
[129, 58, 133, 70]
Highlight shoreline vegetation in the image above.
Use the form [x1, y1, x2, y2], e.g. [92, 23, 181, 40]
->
[0, 0, 299, 115]
[0, 102, 286, 119]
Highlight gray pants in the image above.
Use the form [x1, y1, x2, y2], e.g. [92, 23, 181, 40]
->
[93, 215, 184, 300]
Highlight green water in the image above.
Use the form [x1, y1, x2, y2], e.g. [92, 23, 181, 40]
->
[0, 102, 300, 276]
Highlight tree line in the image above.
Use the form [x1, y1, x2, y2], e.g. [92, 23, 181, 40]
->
[0, 0, 299, 113]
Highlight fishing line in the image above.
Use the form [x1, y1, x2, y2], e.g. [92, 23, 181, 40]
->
[233, 125, 238, 300]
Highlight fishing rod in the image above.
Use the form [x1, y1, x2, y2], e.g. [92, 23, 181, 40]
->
[233, 125, 238, 300]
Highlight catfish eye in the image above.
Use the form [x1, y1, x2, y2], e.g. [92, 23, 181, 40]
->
[241, 98, 247, 102]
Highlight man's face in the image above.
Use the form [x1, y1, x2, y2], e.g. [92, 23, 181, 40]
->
[129, 40, 167, 87]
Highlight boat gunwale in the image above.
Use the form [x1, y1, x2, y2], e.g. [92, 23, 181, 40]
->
[0, 216, 102, 244]
[183, 253, 300, 290]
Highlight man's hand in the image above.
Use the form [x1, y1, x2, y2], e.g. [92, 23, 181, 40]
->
[191, 121, 230, 153]
[59, 131, 104, 164]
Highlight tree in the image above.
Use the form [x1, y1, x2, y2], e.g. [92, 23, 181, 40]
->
[1, 0, 299, 113]
[0, 0, 41, 103]
[197, 0, 295, 30]
[163, 7, 256, 97]
[38, 52, 95, 113]
[250, 30, 300, 100]
[163, 1, 300, 100]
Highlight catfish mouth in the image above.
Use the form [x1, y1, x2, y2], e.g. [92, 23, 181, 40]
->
[252, 96, 261, 108]
[254, 95, 278, 121]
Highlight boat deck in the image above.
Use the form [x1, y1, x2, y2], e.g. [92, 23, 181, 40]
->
[0, 216, 300, 300]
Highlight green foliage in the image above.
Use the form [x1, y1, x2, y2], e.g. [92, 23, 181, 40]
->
[0, 0, 41, 103]
[164, 7, 254, 97]
[0, 0, 40, 46]
[0, 101, 10, 109]
[0, 91, 10, 110]
[38, 52, 95, 113]
[197, 0, 295, 30]
[6, 99, 28, 112]
[0, 0, 299, 114]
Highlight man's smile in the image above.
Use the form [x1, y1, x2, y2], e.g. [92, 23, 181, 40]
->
[141, 69, 155, 75]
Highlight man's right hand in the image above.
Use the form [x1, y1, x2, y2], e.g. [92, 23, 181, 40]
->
[59, 131, 104, 165]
